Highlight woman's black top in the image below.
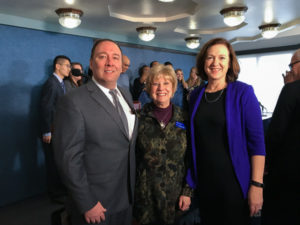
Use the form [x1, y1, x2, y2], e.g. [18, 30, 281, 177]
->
[194, 88, 249, 225]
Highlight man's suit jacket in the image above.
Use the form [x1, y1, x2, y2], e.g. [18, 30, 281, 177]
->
[53, 80, 138, 216]
[40, 75, 64, 134]
[266, 79, 300, 192]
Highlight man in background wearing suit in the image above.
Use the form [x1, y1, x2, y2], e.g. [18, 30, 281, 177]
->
[53, 39, 138, 225]
[40, 55, 71, 202]
[262, 49, 300, 225]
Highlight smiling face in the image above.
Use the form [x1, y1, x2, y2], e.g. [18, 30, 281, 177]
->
[89, 40, 122, 89]
[204, 44, 230, 84]
[150, 75, 174, 108]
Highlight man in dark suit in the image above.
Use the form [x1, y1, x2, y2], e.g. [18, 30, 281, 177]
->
[262, 49, 300, 225]
[53, 39, 138, 225]
[40, 55, 71, 202]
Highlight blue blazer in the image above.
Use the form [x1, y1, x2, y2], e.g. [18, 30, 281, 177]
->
[186, 81, 266, 198]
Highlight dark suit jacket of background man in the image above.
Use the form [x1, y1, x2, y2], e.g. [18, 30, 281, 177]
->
[263, 79, 300, 224]
[53, 80, 138, 223]
[40, 74, 65, 198]
[41, 75, 64, 134]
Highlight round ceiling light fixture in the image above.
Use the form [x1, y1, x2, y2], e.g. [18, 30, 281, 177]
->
[220, 6, 248, 27]
[259, 23, 281, 39]
[55, 8, 83, 29]
[185, 37, 201, 49]
[136, 26, 157, 42]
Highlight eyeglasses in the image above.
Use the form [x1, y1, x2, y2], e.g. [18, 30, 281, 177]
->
[289, 60, 300, 70]
[59, 63, 71, 69]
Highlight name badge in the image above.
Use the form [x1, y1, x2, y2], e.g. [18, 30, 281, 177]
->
[175, 121, 186, 130]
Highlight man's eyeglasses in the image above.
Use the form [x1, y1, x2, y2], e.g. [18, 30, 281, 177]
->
[289, 60, 300, 70]
[59, 63, 71, 69]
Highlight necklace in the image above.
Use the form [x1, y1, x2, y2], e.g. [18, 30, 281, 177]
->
[159, 121, 166, 129]
[204, 88, 224, 103]
[159, 109, 172, 129]
[153, 105, 172, 129]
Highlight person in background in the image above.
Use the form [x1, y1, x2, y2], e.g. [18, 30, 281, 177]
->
[117, 54, 131, 91]
[186, 67, 201, 90]
[262, 49, 300, 225]
[282, 50, 300, 84]
[187, 38, 266, 225]
[53, 39, 138, 225]
[131, 65, 150, 101]
[150, 60, 159, 68]
[164, 61, 173, 69]
[176, 68, 188, 89]
[185, 67, 203, 101]
[64, 62, 83, 92]
[172, 68, 188, 109]
[134, 64, 192, 225]
[40, 55, 71, 203]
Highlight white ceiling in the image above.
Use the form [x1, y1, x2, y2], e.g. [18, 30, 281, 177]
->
[0, 0, 300, 53]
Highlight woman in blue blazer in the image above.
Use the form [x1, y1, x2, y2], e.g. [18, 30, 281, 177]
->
[186, 38, 266, 225]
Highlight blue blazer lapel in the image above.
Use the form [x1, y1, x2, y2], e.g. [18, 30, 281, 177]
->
[188, 85, 205, 187]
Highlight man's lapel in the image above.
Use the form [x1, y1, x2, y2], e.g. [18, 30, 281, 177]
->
[87, 81, 128, 139]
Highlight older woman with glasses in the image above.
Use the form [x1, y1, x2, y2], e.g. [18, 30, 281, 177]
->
[134, 64, 193, 225]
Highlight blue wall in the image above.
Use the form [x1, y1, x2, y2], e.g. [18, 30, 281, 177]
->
[121, 45, 196, 85]
[0, 24, 196, 206]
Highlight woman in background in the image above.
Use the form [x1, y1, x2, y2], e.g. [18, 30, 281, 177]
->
[64, 62, 83, 92]
[186, 67, 201, 90]
[132, 64, 150, 101]
[187, 38, 266, 225]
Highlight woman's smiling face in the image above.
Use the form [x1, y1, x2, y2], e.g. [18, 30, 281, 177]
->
[204, 44, 230, 83]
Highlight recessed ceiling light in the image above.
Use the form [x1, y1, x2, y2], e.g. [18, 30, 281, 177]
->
[65, 0, 75, 4]
[158, 0, 175, 2]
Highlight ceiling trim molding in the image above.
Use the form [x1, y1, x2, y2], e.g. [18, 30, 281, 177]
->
[92, 38, 197, 56]
[236, 43, 300, 55]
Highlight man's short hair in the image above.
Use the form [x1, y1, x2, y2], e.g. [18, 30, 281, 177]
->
[90, 39, 122, 59]
[53, 55, 71, 71]
[164, 61, 173, 66]
[150, 61, 159, 67]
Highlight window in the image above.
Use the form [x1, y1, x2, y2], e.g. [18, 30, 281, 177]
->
[238, 51, 293, 113]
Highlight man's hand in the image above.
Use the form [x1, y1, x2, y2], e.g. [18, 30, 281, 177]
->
[84, 201, 107, 224]
[282, 71, 295, 84]
[42, 135, 51, 144]
[178, 195, 191, 211]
